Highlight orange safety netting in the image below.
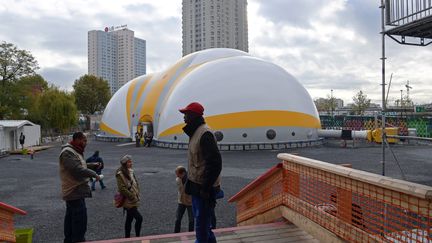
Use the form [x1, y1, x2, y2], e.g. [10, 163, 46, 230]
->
[232, 159, 432, 242]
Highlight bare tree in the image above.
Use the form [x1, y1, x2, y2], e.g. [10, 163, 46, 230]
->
[352, 90, 371, 116]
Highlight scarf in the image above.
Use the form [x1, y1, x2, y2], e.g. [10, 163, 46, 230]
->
[69, 140, 84, 155]
[183, 116, 205, 137]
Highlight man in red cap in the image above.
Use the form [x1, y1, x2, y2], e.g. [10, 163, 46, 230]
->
[179, 102, 222, 243]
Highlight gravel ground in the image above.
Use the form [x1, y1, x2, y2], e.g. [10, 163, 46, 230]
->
[1, 139, 431, 242]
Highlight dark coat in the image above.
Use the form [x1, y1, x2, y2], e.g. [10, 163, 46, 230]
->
[86, 153, 104, 174]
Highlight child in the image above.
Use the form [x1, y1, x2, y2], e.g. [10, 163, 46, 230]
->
[86, 151, 106, 190]
[174, 166, 194, 233]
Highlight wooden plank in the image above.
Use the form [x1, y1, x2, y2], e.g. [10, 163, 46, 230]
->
[280, 205, 345, 243]
[237, 233, 291, 242]
[215, 223, 317, 243]
[218, 226, 303, 240]
[273, 235, 317, 242]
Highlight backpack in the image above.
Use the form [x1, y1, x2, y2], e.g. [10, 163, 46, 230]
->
[113, 192, 125, 208]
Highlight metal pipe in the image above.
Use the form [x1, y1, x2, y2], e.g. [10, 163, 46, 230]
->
[381, 0, 387, 176]
[318, 129, 369, 140]
[386, 135, 432, 141]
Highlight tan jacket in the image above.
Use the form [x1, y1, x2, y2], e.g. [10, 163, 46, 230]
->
[188, 124, 221, 187]
[116, 169, 140, 208]
[59, 144, 97, 201]
[176, 177, 192, 206]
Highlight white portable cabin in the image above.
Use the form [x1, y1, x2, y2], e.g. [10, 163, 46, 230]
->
[0, 125, 5, 153]
[0, 120, 41, 151]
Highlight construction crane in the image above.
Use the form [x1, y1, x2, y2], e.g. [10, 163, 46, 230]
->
[405, 80, 412, 100]
[385, 73, 393, 108]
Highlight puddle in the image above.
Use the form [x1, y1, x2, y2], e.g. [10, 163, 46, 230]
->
[142, 171, 158, 175]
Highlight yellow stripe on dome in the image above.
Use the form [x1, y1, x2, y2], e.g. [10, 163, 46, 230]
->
[157, 56, 245, 120]
[126, 79, 138, 132]
[132, 75, 153, 114]
[158, 63, 204, 118]
[158, 110, 321, 137]
[100, 122, 128, 137]
[140, 57, 191, 120]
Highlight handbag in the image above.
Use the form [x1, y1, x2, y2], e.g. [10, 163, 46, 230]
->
[114, 172, 129, 208]
[113, 192, 125, 208]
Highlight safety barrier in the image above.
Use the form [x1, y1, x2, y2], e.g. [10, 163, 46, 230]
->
[229, 154, 432, 242]
[94, 135, 132, 143]
[320, 115, 432, 138]
[155, 139, 323, 151]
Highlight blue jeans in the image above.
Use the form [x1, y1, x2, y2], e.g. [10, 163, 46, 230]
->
[91, 179, 105, 190]
[91, 171, 105, 190]
[64, 199, 87, 243]
[192, 196, 216, 243]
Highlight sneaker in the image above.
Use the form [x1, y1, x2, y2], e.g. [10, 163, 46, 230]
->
[91, 188, 95, 191]
[102, 186, 106, 190]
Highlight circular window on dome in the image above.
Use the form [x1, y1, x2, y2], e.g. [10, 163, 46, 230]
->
[291, 132, 296, 136]
[266, 129, 276, 140]
[242, 133, 247, 138]
[214, 131, 223, 142]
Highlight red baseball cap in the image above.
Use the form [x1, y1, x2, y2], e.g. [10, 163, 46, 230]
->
[179, 102, 204, 116]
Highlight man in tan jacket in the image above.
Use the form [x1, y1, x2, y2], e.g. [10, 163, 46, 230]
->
[179, 102, 222, 243]
[59, 132, 101, 243]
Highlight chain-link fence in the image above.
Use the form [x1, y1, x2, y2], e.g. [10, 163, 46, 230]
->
[320, 115, 432, 138]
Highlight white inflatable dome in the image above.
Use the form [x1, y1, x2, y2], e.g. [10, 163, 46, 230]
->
[100, 48, 321, 148]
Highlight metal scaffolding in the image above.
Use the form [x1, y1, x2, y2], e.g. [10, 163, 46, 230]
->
[384, 0, 432, 45]
[380, 0, 432, 176]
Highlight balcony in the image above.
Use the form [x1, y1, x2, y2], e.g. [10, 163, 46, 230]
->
[385, 0, 432, 45]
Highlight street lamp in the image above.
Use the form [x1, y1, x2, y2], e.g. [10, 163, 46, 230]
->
[400, 90, 403, 107]
[330, 89, 334, 116]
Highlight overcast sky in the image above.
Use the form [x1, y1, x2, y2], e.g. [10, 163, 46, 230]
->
[1, 0, 431, 105]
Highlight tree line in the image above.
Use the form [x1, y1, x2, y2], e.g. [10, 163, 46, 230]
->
[0, 41, 111, 135]
[315, 91, 372, 116]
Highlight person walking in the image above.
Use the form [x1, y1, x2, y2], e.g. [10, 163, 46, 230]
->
[86, 151, 106, 190]
[179, 102, 222, 243]
[59, 132, 101, 243]
[174, 166, 194, 233]
[116, 155, 143, 238]
[19, 132, 25, 149]
[135, 132, 140, 147]
[144, 131, 153, 147]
